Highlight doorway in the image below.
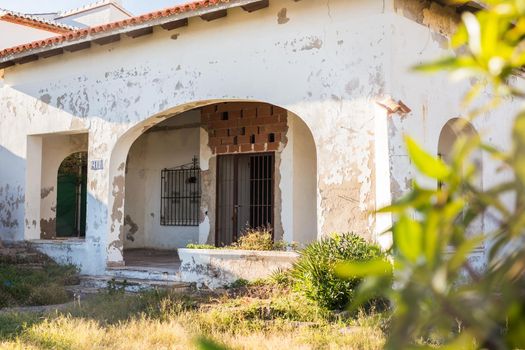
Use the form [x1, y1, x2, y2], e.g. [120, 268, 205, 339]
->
[56, 152, 87, 238]
[216, 153, 274, 246]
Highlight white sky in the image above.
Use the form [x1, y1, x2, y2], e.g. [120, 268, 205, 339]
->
[0, 1, 190, 16]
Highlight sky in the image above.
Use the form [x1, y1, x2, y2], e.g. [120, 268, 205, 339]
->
[0, 1, 190, 16]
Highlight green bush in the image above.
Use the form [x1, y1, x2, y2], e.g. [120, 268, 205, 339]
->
[291, 233, 387, 310]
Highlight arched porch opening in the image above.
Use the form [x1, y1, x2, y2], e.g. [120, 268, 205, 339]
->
[438, 117, 483, 236]
[438, 118, 482, 188]
[108, 100, 317, 269]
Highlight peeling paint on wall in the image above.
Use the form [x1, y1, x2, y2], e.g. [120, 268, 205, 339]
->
[124, 214, 138, 242]
[110, 162, 126, 253]
[0, 184, 24, 231]
[40, 217, 56, 239]
[40, 186, 54, 199]
[394, 0, 459, 36]
[277, 8, 289, 24]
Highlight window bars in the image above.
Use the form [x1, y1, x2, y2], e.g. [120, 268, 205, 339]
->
[160, 157, 201, 226]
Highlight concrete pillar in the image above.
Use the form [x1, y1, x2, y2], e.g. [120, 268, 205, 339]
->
[24, 135, 42, 240]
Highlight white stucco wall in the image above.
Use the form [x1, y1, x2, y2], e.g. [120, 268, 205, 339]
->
[292, 114, 317, 243]
[281, 113, 317, 245]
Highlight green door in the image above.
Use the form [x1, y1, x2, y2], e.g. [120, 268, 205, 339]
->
[56, 153, 87, 238]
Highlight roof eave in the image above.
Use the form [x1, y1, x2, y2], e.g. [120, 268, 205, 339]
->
[0, 0, 267, 69]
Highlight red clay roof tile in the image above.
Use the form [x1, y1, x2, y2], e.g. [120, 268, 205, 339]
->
[0, 0, 230, 59]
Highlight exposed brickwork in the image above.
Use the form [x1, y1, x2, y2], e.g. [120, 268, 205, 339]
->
[201, 102, 288, 155]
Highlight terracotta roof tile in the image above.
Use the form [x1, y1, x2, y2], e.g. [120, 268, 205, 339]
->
[0, 0, 230, 59]
[0, 9, 79, 34]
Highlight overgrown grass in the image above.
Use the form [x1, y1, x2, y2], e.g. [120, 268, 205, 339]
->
[0, 283, 387, 349]
[0, 264, 78, 308]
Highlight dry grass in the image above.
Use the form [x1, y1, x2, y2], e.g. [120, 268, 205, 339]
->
[0, 285, 386, 350]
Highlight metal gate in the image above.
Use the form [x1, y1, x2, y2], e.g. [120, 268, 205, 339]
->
[216, 153, 274, 246]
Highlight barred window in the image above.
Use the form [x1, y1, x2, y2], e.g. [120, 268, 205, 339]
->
[160, 158, 201, 226]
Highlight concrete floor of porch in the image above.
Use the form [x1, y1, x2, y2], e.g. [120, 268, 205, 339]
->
[123, 248, 181, 270]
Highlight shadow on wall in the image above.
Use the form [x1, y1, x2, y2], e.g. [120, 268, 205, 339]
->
[0, 146, 26, 241]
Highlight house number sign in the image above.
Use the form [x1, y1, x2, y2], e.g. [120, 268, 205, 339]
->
[91, 159, 104, 171]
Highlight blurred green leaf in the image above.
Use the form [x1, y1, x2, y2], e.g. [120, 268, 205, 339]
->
[405, 136, 451, 180]
[394, 215, 422, 262]
[449, 235, 485, 270]
[335, 259, 392, 278]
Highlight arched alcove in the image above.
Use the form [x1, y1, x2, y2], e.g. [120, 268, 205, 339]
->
[108, 100, 318, 268]
[438, 118, 482, 188]
[438, 118, 483, 236]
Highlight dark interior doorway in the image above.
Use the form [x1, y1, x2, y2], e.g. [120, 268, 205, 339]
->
[216, 153, 274, 246]
[56, 152, 87, 238]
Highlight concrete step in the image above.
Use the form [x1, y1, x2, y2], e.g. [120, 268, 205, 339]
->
[105, 266, 182, 282]
[79, 275, 191, 293]
[0, 242, 54, 265]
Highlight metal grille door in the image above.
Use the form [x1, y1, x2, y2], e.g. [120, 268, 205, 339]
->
[216, 153, 274, 246]
[160, 159, 201, 226]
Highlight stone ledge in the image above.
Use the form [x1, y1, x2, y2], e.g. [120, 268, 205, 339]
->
[29, 239, 86, 246]
[178, 248, 299, 289]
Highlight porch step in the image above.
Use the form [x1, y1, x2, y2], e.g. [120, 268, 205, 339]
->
[0, 241, 53, 265]
[105, 266, 182, 282]
[80, 275, 190, 293]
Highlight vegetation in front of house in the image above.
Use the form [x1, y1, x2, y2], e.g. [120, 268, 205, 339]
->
[0, 245, 78, 310]
[0, 281, 386, 350]
[0, 263, 77, 308]
[338, 1, 525, 348]
[186, 244, 217, 250]
[187, 231, 389, 313]
[186, 226, 298, 252]
[289, 233, 390, 311]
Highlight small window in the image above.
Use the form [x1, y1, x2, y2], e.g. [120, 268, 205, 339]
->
[160, 158, 201, 226]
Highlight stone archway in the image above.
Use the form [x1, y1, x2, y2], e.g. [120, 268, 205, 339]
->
[106, 100, 318, 268]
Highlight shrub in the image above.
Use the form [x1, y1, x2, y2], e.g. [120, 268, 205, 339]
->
[234, 226, 274, 251]
[185, 227, 297, 251]
[291, 233, 387, 310]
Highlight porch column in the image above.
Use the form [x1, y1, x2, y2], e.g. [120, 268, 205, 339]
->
[24, 136, 42, 240]
[88, 121, 126, 269]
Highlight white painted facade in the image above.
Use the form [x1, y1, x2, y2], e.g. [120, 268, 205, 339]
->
[0, 0, 518, 276]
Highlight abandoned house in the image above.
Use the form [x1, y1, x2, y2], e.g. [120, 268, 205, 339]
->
[0, 0, 518, 281]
